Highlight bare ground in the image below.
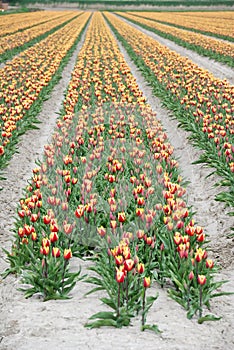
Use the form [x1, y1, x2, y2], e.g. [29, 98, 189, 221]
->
[0, 13, 234, 350]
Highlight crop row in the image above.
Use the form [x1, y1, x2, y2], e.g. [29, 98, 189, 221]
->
[128, 11, 234, 41]
[0, 11, 68, 37]
[0, 12, 91, 178]
[105, 12, 234, 214]
[4, 12, 226, 329]
[0, 12, 81, 62]
[116, 12, 234, 68]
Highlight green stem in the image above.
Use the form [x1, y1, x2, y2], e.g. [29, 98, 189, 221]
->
[126, 274, 128, 310]
[142, 288, 146, 327]
[117, 283, 121, 318]
[199, 285, 203, 318]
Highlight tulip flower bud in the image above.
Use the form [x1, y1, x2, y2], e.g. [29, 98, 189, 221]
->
[137, 263, 145, 274]
[52, 247, 60, 258]
[143, 277, 151, 288]
[64, 248, 72, 260]
[116, 268, 125, 283]
[198, 275, 207, 285]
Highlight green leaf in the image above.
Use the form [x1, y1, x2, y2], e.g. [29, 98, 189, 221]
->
[89, 311, 116, 321]
[100, 297, 117, 310]
[141, 324, 162, 334]
[84, 319, 118, 329]
[198, 314, 222, 324]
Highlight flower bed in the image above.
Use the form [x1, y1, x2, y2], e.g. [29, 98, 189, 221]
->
[0, 12, 81, 62]
[127, 11, 234, 41]
[116, 12, 234, 68]
[4, 13, 228, 330]
[0, 12, 91, 178]
[105, 12, 234, 215]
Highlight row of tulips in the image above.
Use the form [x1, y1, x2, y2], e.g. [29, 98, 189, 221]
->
[128, 11, 234, 41]
[0, 12, 91, 179]
[105, 12, 234, 216]
[0, 11, 67, 37]
[0, 12, 81, 62]
[4, 13, 227, 329]
[116, 12, 234, 68]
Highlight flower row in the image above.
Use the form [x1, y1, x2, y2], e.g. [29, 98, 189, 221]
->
[105, 12, 234, 212]
[0, 12, 80, 58]
[117, 12, 234, 66]
[5, 13, 223, 326]
[0, 12, 91, 175]
[128, 11, 234, 40]
[0, 10, 69, 37]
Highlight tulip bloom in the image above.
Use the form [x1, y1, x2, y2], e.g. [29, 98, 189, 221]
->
[116, 268, 125, 283]
[137, 263, 145, 274]
[97, 226, 106, 237]
[206, 259, 214, 269]
[118, 212, 126, 223]
[40, 246, 50, 256]
[143, 277, 151, 288]
[115, 255, 124, 265]
[75, 205, 85, 218]
[52, 247, 60, 258]
[50, 232, 58, 243]
[64, 248, 72, 260]
[198, 275, 207, 285]
[188, 271, 194, 280]
[124, 259, 134, 272]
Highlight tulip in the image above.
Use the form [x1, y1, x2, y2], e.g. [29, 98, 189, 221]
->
[198, 275, 207, 285]
[136, 207, 144, 217]
[137, 263, 145, 274]
[31, 232, 37, 241]
[40, 246, 50, 256]
[143, 277, 151, 288]
[115, 255, 124, 265]
[206, 259, 214, 269]
[116, 268, 125, 283]
[118, 212, 126, 223]
[124, 259, 134, 272]
[189, 271, 194, 280]
[136, 229, 144, 239]
[52, 247, 60, 258]
[64, 248, 72, 260]
[97, 226, 106, 237]
[49, 232, 58, 243]
[75, 205, 85, 218]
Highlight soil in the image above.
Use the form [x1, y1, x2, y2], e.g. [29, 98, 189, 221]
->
[0, 11, 234, 350]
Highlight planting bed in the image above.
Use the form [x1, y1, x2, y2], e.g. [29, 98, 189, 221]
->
[0, 10, 233, 350]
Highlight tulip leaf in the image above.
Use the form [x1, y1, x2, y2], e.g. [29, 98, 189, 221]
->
[141, 324, 162, 334]
[88, 311, 117, 321]
[85, 319, 118, 329]
[198, 314, 222, 324]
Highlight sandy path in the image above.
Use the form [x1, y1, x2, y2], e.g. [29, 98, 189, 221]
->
[0, 13, 234, 350]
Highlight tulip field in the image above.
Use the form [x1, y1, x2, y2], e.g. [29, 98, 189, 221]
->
[0, 8, 234, 342]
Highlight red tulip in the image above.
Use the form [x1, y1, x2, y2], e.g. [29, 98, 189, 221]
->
[50, 232, 58, 243]
[64, 248, 72, 260]
[137, 263, 145, 274]
[52, 247, 60, 258]
[118, 212, 126, 223]
[198, 275, 207, 285]
[97, 226, 106, 237]
[143, 277, 151, 288]
[206, 259, 214, 269]
[116, 268, 125, 283]
[124, 259, 134, 272]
